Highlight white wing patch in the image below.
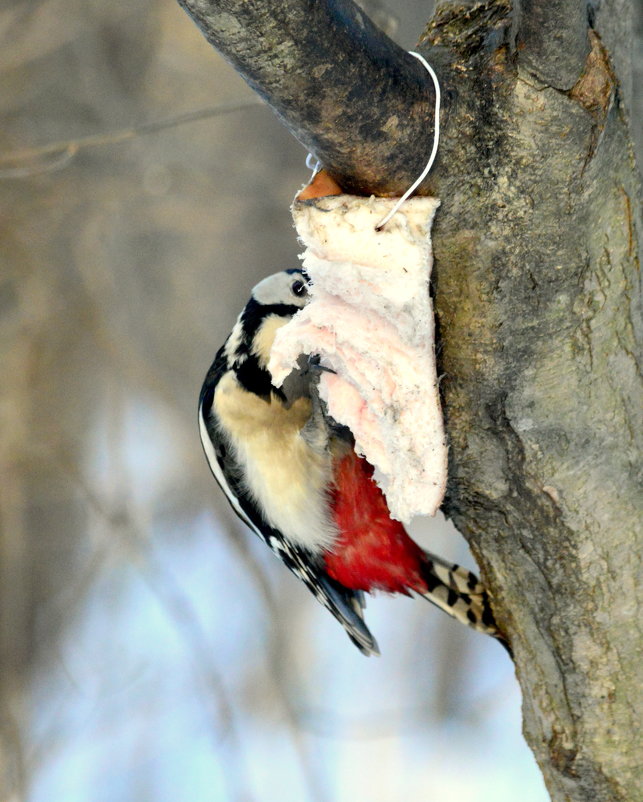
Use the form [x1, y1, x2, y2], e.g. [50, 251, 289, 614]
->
[223, 319, 245, 365]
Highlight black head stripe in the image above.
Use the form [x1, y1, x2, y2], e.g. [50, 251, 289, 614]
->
[240, 298, 300, 349]
[221, 295, 300, 398]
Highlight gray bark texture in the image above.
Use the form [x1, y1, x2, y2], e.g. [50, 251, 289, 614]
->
[176, 0, 642, 800]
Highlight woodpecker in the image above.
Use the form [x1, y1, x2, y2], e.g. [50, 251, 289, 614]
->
[199, 269, 509, 656]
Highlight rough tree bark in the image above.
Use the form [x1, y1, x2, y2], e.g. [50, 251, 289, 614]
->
[176, 1, 642, 800]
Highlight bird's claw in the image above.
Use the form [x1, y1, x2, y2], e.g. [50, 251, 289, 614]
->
[307, 354, 337, 375]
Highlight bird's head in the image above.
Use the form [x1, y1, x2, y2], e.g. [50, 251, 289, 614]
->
[223, 268, 310, 397]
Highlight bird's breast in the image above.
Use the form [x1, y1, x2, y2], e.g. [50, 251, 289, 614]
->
[213, 372, 338, 552]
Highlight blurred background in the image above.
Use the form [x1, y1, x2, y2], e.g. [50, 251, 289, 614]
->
[1, 1, 640, 800]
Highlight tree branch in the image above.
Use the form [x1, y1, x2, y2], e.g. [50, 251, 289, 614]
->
[175, 0, 437, 196]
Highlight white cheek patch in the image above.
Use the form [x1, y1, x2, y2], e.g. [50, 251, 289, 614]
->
[268, 194, 446, 523]
[251, 314, 288, 367]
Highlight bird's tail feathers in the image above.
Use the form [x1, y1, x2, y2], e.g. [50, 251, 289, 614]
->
[315, 574, 380, 657]
[421, 548, 485, 595]
[417, 552, 511, 655]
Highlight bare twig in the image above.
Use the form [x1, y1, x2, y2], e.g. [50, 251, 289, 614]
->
[0, 98, 263, 178]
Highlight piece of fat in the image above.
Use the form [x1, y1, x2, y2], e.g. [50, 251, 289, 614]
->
[269, 193, 446, 523]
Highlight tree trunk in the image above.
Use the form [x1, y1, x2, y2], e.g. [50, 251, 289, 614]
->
[424, 5, 642, 801]
[175, 1, 642, 799]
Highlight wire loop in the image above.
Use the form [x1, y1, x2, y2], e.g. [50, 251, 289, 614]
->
[302, 51, 440, 231]
[306, 152, 321, 178]
[374, 51, 441, 230]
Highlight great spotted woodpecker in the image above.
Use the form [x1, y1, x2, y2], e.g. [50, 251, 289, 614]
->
[199, 269, 509, 656]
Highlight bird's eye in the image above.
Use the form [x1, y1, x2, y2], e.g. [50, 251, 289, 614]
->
[291, 279, 308, 297]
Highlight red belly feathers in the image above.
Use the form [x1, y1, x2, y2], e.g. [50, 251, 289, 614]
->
[324, 451, 427, 595]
